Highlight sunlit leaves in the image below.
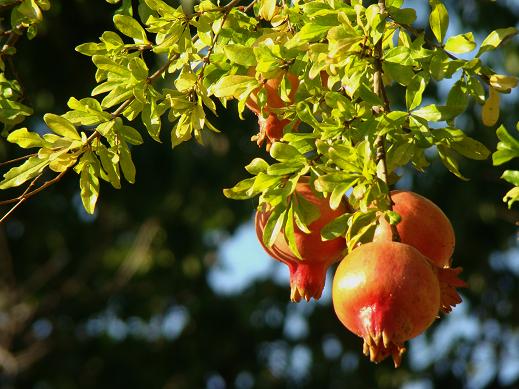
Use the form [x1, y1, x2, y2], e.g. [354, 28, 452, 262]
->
[493, 124, 519, 208]
[0, 156, 48, 189]
[477, 27, 518, 57]
[6, 128, 43, 149]
[79, 151, 100, 214]
[444, 32, 476, 54]
[113, 14, 148, 43]
[429, 0, 449, 44]
[2, 0, 519, 220]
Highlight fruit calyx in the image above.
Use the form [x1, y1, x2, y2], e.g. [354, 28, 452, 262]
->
[435, 266, 467, 313]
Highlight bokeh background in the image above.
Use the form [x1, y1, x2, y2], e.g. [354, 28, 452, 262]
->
[0, 0, 518, 388]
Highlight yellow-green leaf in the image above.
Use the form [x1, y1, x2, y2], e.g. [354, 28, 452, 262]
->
[444, 32, 476, 54]
[7, 128, 43, 148]
[44, 114, 81, 140]
[482, 87, 500, 127]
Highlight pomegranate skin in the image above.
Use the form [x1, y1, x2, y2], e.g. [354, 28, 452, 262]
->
[332, 241, 441, 367]
[245, 70, 299, 114]
[255, 179, 349, 302]
[373, 191, 455, 268]
[254, 114, 294, 151]
[246, 70, 299, 149]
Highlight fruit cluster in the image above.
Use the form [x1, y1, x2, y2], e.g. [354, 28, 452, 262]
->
[255, 178, 466, 367]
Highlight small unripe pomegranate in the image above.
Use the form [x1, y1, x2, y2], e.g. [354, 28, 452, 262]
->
[255, 178, 349, 302]
[374, 191, 455, 268]
[332, 241, 441, 367]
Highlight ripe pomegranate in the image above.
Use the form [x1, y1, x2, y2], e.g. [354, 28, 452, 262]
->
[255, 178, 349, 302]
[246, 69, 299, 149]
[332, 241, 441, 367]
[373, 191, 455, 268]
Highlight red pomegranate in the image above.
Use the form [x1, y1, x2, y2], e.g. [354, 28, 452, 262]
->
[332, 241, 441, 367]
[373, 191, 455, 268]
[255, 178, 349, 302]
[246, 69, 299, 149]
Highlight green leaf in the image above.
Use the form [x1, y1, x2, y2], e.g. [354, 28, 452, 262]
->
[48, 152, 77, 173]
[119, 125, 144, 145]
[446, 79, 468, 115]
[79, 153, 100, 214]
[503, 186, 519, 208]
[7, 128, 43, 148]
[244, 158, 268, 176]
[263, 207, 286, 248]
[502, 170, 519, 186]
[96, 120, 115, 137]
[270, 142, 304, 162]
[119, 140, 136, 183]
[477, 27, 518, 57]
[92, 55, 130, 78]
[267, 161, 304, 176]
[321, 213, 351, 241]
[406, 73, 427, 111]
[97, 145, 121, 189]
[437, 144, 468, 180]
[223, 177, 257, 200]
[383, 62, 414, 86]
[384, 210, 401, 225]
[388, 7, 416, 25]
[412, 104, 454, 121]
[223, 45, 256, 67]
[493, 125, 519, 165]
[212, 75, 258, 99]
[44, 114, 81, 140]
[113, 14, 148, 42]
[429, 0, 449, 44]
[444, 32, 476, 54]
[142, 99, 163, 142]
[0, 156, 48, 189]
[284, 204, 302, 259]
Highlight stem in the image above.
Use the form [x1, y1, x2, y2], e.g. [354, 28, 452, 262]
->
[0, 27, 22, 59]
[373, 0, 400, 242]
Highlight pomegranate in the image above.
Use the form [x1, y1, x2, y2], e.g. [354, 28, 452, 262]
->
[253, 113, 292, 151]
[332, 241, 441, 367]
[246, 69, 299, 149]
[373, 191, 455, 268]
[255, 178, 349, 302]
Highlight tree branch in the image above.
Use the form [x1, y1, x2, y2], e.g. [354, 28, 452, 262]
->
[373, 0, 400, 242]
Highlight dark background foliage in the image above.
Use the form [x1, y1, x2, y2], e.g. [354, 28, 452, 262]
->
[0, 1, 518, 388]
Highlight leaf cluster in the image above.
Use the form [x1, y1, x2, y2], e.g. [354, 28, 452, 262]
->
[0, 0, 516, 244]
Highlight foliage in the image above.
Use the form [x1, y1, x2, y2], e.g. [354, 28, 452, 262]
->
[0, 0, 517, 253]
[493, 122, 519, 208]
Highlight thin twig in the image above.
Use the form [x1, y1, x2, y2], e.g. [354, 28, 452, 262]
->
[0, 171, 66, 215]
[0, 153, 36, 168]
[373, 0, 400, 242]
[0, 0, 22, 12]
[0, 27, 22, 59]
